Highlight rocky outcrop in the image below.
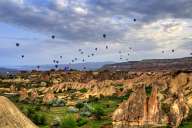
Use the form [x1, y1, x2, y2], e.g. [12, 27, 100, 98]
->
[112, 85, 162, 128]
[0, 96, 38, 128]
[19, 88, 28, 101]
[169, 93, 189, 127]
[43, 90, 56, 104]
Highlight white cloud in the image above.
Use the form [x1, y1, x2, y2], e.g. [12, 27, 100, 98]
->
[130, 18, 192, 50]
[54, 0, 69, 10]
[73, 6, 88, 15]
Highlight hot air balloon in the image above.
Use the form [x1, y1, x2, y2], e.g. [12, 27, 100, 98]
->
[60, 56, 62, 59]
[56, 60, 59, 64]
[16, 43, 20, 47]
[91, 53, 94, 56]
[81, 51, 84, 54]
[78, 49, 82, 52]
[106, 45, 108, 49]
[55, 65, 58, 69]
[103, 34, 106, 38]
[72, 60, 74, 63]
[172, 49, 175, 53]
[75, 58, 78, 61]
[88, 55, 90, 58]
[51, 35, 55, 39]
[95, 48, 98, 51]
[133, 18, 136, 22]
[162, 51, 165, 54]
[82, 59, 85, 62]
[37, 65, 40, 69]
[21, 55, 24, 58]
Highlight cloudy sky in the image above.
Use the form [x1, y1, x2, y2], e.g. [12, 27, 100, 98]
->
[0, 0, 191, 67]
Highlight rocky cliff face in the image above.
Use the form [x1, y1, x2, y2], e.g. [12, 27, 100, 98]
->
[112, 72, 192, 128]
[112, 85, 162, 128]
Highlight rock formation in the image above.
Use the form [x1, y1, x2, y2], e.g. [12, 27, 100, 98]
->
[0, 96, 38, 128]
[112, 85, 162, 128]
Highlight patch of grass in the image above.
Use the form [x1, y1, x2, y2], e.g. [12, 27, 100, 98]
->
[60, 114, 77, 128]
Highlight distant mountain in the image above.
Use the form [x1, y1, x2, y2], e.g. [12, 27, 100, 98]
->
[100, 57, 192, 72]
[0, 68, 18, 75]
[10, 62, 115, 71]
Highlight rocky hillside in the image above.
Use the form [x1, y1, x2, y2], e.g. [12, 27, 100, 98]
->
[0, 96, 38, 128]
[112, 72, 192, 128]
[0, 70, 192, 127]
[100, 57, 192, 72]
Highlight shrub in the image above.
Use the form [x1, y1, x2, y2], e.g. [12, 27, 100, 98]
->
[80, 111, 92, 117]
[77, 118, 88, 127]
[145, 86, 152, 97]
[92, 105, 105, 120]
[75, 102, 84, 110]
[48, 99, 66, 107]
[60, 114, 77, 128]
[31, 113, 46, 125]
[79, 88, 88, 93]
